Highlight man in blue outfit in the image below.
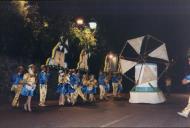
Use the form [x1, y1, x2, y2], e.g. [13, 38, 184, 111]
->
[178, 57, 190, 118]
[38, 65, 50, 107]
[99, 71, 110, 100]
[11, 66, 24, 107]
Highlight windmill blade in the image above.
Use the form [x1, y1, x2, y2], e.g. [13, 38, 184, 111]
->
[119, 59, 137, 74]
[127, 36, 144, 54]
[148, 43, 169, 61]
[123, 74, 135, 84]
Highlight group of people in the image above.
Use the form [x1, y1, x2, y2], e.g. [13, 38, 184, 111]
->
[10, 64, 123, 112]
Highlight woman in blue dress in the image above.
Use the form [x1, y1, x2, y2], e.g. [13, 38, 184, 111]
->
[21, 64, 37, 112]
[87, 75, 97, 102]
[57, 70, 68, 106]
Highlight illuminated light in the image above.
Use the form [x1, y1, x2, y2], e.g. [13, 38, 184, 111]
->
[108, 54, 114, 59]
[89, 22, 97, 30]
[43, 21, 48, 28]
[76, 18, 84, 25]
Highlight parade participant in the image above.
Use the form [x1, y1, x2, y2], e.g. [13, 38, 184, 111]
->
[71, 72, 87, 104]
[11, 66, 24, 107]
[99, 71, 110, 100]
[112, 73, 119, 97]
[57, 70, 67, 106]
[178, 57, 190, 118]
[66, 69, 75, 104]
[87, 75, 97, 102]
[81, 74, 89, 99]
[38, 65, 50, 107]
[117, 74, 123, 97]
[77, 49, 89, 71]
[21, 64, 37, 112]
[51, 36, 68, 68]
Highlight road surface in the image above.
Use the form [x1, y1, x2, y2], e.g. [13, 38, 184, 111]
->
[0, 94, 190, 128]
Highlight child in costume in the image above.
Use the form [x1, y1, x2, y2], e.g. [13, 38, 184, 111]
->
[11, 66, 24, 107]
[81, 74, 89, 99]
[77, 49, 89, 71]
[178, 57, 190, 118]
[57, 70, 72, 105]
[38, 65, 50, 107]
[99, 71, 110, 100]
[69, 70, 86, 105]
[87, 75, 97, 102]
[57, 70, 67, 106]
[21, 64, 37, 112]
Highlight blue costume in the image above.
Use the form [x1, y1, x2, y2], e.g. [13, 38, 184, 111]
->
[57, 74, 74, 95]
[11, 73, 24, 86]
[184, 74, 190, 80]
[112, 75, 119, 83]
[87, 79, 97, 94]
[70, 74, 80, 88]
[98, 74, 110, 92]
[38, 71, 50, 85]
[21, 73, 36, 97]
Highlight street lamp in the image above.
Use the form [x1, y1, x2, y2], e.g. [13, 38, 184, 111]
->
[89, 21, 97, 30]
[76, 18, 84, 25]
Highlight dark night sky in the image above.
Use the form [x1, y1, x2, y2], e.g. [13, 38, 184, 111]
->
[38, 0, 190, 73]
[39, 0, 190, 55]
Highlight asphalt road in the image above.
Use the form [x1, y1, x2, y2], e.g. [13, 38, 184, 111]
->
[0, 93, 190, 128]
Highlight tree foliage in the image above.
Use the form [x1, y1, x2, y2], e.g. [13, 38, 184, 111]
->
[70, 23, 97, 48]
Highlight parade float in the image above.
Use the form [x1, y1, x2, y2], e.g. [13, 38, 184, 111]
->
[119, 35, 170, 104]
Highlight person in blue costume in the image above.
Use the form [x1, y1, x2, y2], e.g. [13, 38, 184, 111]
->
[112, 73, 119, 97]
[11, 66, 24, 107]
[98, 71, 110, 100]
[81, 74, 89, 99]
[38, 65, 50, 107]
[70, 71, 87, 104]
[57, 70, 70, 106]
[87, 75, 97, 102]
[21, 64, 37, 112]
[178, 57, 190, 118]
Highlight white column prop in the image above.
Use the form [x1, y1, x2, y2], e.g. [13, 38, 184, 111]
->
[129, 63, 166, 104]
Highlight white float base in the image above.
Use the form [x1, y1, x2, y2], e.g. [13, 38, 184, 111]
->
[129, 91, 166, 104]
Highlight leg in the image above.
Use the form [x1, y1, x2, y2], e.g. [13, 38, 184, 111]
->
[12, 85, 22, 107]
[39, 85, 43, 105]
[112, 83, 117, 97]
[41, 85, 47, 105]
[59, 94, 65, 105]
[77, 87, 87, 101]
[100, 85, 106, 100]
[178, 96, 190, 118]
[27, 96, 32, 112]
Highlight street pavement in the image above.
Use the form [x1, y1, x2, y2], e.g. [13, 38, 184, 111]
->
[0, 93, 190, 128]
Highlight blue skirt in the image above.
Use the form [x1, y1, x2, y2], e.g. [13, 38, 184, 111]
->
[56, 83, 67, 95]
[57, 83, 75, 95]
[87, 86, 97, 94]
[21, 85, 35, 96]
[81, 85, 88, 94]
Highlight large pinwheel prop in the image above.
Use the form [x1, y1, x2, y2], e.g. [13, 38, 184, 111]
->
[119, 35, 170, 85]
